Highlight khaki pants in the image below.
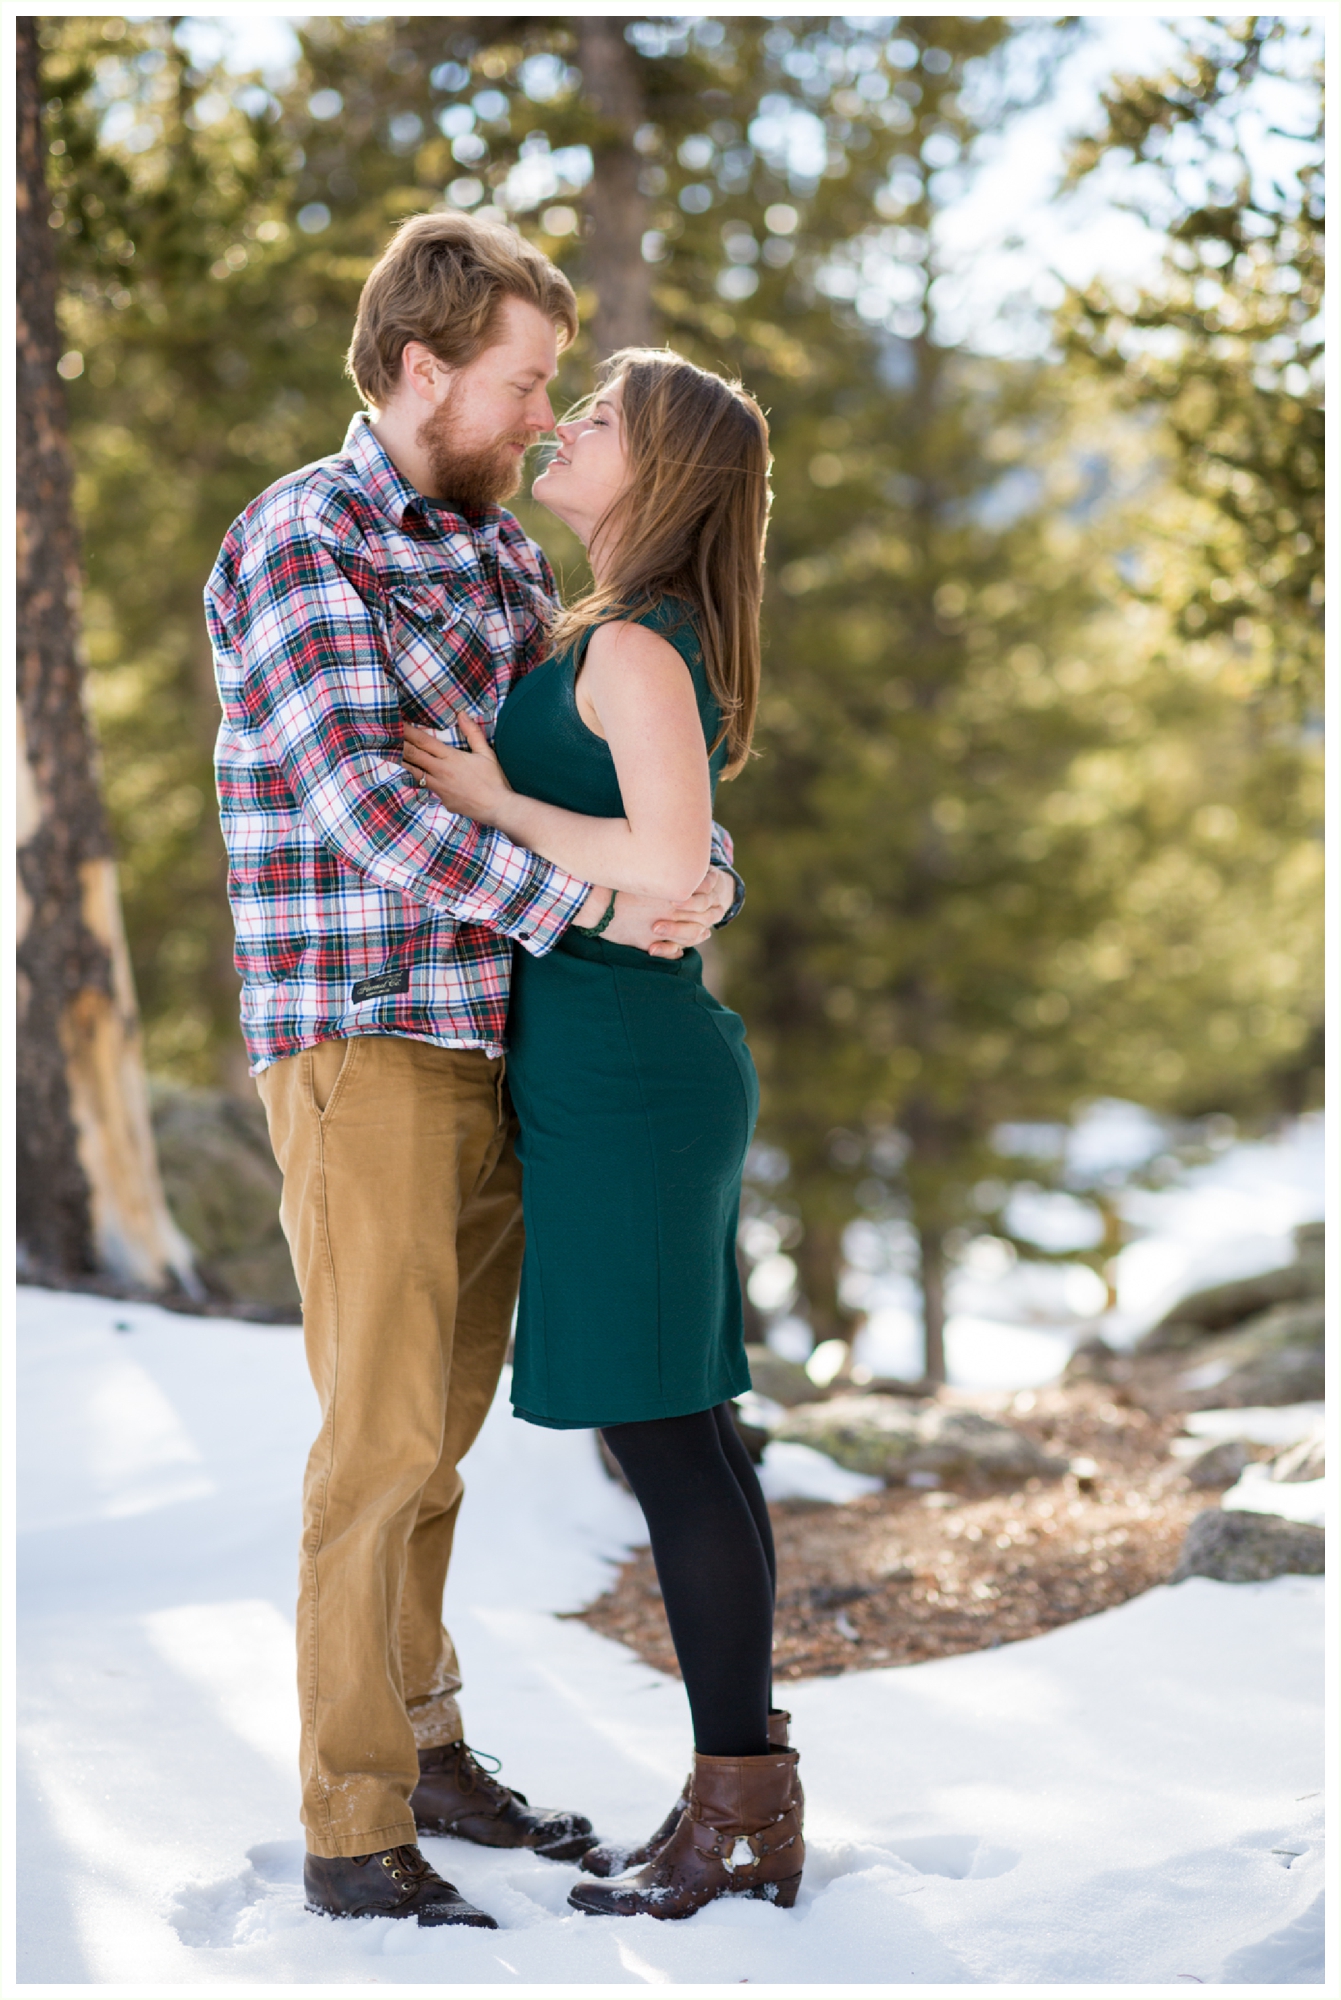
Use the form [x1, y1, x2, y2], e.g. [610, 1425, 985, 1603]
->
[257, 1034, 523, 1858]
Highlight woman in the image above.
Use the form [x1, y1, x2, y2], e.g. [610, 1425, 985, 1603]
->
[403, 349, 801, 1921]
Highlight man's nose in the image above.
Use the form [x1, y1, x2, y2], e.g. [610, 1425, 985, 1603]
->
[528, 390, 556, 435]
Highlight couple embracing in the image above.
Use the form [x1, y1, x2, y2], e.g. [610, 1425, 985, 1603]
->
[207, 211, 800, 1929]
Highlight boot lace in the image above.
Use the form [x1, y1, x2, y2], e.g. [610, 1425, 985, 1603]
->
[452, 1743, 509, 1804]
[376, 1844, 434, 1891]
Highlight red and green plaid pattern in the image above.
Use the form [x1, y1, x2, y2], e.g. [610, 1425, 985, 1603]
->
[206, 413, 592, 1073]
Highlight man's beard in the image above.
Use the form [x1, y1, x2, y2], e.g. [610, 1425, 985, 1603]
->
[417, 388, 531, 515]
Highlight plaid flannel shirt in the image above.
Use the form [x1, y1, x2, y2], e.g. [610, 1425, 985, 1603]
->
[207, 413, 735, 1073]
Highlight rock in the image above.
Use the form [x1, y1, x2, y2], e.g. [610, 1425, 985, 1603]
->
[1268, 1434, 1325, 1484]
[774, 1395, 924, 1479]
[1178, 1299, 1326, 1409]
[1063, 1334, 1121, 1384]
[744, 1345, 828, 1409]
[1171, 1507, 1325, 1584]
[911, 1406, 1063, 1485]
[1208, 1352, 1325, 1409]
[1236, 1297, 1327, 1347]
[863, 1375, 939, 1399]
[1138, 1258, 1323, 1355]
[773, 1395, 1061, 1487]
[1183, 1438, 1255, 1490]
[728, 1402, 769, 1464]
[1293, 1219, 1324, 1259]
[150, 1081, 299, 1312]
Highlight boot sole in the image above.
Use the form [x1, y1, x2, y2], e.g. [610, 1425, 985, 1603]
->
[417, 1819, 598, 1862]
[535, 1834, 602, 1861]
[569, 1872, 803, 1919]
[304, 1900, 498, 1929]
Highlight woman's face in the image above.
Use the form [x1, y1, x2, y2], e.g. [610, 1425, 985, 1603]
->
[532, 376, 630, 550]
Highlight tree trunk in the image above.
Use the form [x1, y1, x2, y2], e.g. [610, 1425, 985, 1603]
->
[575, 16, 655, 358]
[16, 19, 198, 1296]
[919, 1223, 947, 1385]
[737, 1242, 767, 1346]
[1096, 1193, 1124, 1312]
[794, 1211, 854, 1352]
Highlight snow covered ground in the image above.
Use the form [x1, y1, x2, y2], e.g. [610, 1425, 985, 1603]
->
[1169, 1410, 1328, 1528]
[12, 1285, 1327, 1991]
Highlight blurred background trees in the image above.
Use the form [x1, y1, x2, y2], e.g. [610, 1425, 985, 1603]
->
[1062, 16, 1323, 717]
[36, 14, 1323, 1369]
[17, 15, 197, 1296]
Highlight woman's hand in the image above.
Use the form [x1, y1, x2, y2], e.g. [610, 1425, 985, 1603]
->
[403, 715, 515, 826]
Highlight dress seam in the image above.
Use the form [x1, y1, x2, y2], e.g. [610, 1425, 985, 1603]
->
[608, 959, 670, 1415]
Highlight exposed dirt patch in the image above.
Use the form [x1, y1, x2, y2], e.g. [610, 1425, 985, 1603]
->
[574, 1383, 1220, 1679]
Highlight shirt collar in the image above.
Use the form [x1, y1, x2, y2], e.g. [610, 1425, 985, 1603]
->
[343, 411, 502, 548]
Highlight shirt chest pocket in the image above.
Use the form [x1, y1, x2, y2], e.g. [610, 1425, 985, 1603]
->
[386, 588, 500, 729]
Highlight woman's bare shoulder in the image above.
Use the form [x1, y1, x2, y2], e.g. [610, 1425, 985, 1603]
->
[584, 617, 689, 683]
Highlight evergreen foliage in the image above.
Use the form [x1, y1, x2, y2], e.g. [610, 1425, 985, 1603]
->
[1061, 18, 1323, 714]
[40, 16, 1322, 1369]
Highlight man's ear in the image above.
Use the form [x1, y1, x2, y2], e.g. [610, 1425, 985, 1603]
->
[401, 340, 451, 407]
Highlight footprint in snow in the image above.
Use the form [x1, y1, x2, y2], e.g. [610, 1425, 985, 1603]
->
[884, 1834, 1019, 1880]
[169, 1836, 597, 1946]
[169, 1827, 1021, 1947]
[168, 1841, 307, 1949]
[805, 1832, 1019, 1891]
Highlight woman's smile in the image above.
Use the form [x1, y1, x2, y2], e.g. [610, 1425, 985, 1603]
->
[531, 384, 630, 551]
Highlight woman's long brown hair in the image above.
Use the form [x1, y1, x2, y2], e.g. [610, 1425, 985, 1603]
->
[548, 348, 771, 777]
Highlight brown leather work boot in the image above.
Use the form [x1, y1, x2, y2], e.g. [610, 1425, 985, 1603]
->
[411, 1740, 597, 1860]
[579, 1708, 796, 1879]
[568, 1747, 803, 1920]
[303, 1843, 497, 1926]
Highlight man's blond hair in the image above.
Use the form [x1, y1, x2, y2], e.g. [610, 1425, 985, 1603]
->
[347, 211, 578, 407]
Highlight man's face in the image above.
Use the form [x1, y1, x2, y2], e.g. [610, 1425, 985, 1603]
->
[416, 296, 559, 513]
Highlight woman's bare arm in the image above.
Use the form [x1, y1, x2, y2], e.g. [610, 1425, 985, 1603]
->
[403, 621, 713, 904]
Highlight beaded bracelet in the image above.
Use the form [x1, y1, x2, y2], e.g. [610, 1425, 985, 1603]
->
[570, 888, 617, 938]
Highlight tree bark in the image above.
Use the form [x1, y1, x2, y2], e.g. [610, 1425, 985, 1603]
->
[1097, 1193, 1124, 1312]
[794, 1211, 855, 1352]
[575, 16, 655, 358]
[919, 1223, 947, 1385]
[737, 1242, 767, 1347]
[16, 19, 198, 1295]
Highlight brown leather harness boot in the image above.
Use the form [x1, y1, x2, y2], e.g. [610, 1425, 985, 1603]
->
[568, 1746, 803, 1920]
[579, 1708, 796, 1879]
[410, 1741, 596, 1860]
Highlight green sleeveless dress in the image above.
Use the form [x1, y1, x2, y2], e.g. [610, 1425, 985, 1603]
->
[493, 599, 757, 1430]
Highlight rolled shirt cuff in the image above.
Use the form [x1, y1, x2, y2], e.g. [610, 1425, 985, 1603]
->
[501, 865, 592, 955]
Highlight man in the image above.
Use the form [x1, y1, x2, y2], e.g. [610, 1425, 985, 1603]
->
[206, 212, 740, 1929]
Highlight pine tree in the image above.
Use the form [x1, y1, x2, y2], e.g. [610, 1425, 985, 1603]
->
[42, 12, 1029, 1080]
[41, 16, 318, 1086]
[17, 17, 196, 1292]
[698, 21, 1323, 1371]
[42, 17, 1320, 1368]
[1060, 17, 1323, 714]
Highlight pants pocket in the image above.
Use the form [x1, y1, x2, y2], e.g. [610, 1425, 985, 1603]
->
[309, 1036, 361, 1119]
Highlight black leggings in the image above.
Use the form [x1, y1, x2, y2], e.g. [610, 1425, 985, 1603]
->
[600, 1403, 776, 1758]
